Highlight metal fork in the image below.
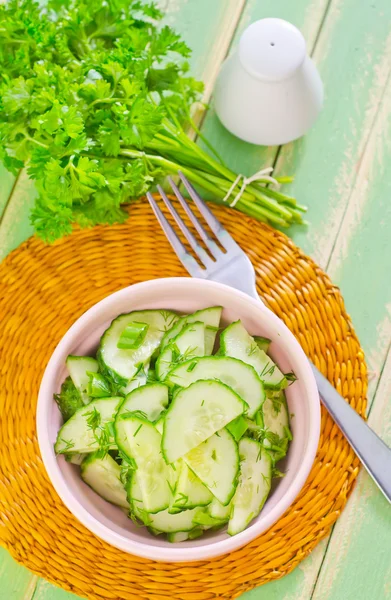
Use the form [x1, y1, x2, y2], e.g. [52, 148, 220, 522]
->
[147, 172, 391, 503]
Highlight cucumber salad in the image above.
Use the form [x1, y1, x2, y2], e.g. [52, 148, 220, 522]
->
[54, 307, 295, 541]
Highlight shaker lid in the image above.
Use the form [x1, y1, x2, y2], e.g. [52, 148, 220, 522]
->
[238, 18, 306, 82]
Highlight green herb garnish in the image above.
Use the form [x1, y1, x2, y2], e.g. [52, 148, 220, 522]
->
[54, 376, 83, 421]
[84, 407, 101, 430]
[117, 322, 149, 350]
[285, 371, 297, 384]
[133, 424, 143, 437]
[186, 360, 198, 372]
[58, 438, 75, 453]
[0, 0, 302, 243]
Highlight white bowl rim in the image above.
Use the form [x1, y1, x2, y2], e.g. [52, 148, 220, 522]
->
[37, 277, 320, 562]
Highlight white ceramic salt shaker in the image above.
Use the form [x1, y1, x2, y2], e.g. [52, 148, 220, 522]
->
[214, 18, 323, 146]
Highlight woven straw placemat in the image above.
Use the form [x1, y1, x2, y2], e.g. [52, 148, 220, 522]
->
[0, 202, 367, 600]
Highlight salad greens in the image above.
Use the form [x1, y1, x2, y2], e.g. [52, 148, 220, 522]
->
[0, 0, 305, 243]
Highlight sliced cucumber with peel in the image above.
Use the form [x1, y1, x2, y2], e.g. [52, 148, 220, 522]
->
[154, 416, 164, 435]
[254, 336, 271, 353]
[184, 427, 239, 505]
[81, 452, 128, 509]
[54, 306, 293, 542]
[167, 531, 190, 543]
[161, 306, 222, 355]
[162, 379, 245, 463]
[208, 497, 232, 521]
[66, 453, 85, 465]
[170, 459, 212, 513]
[228, 438, 272, 536]
[263, 389, 290, 438]
[156, 321, 205, 381]
[99, 310, 178, 382]
[226, 415, 248, 441]
[262, 389, 291, 459]
[120, 361, 149, 395]
[246, 391, 291, 459]
[166, 356, 264, 418]
[192, 509, 226, 528]
[66, 355, 99, 404]
[55, 397, 121, 454]
[166, 530, 204, 542]
[117, 383, 169, 423]
[130, 473, 201, 533]
[220, 321, 286, 389]
[115, 414, 174, 513]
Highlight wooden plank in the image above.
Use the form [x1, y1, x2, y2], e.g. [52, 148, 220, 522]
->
[0, 170, 37, 261]
[273, 0, 391, 264]
[311, 342, 391, 600]
[241, 540, 329, 600]
[326, 70, 391, 398]
[0, 165, 16, 218]
[307, 72, 391, 600]
[32, 580, 78, 600]
[0, 548, 37, 599]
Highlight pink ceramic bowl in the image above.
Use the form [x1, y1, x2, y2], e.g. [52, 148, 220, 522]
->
[37, 278, 320, 562]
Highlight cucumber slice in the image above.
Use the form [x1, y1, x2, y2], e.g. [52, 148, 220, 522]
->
[254, 336, 271, 353]
[244, 418, 261, 437]
[166, 356, 264, 418]
[262, 389, 292, 459]
[245, 391, 292, 459]
[81, 452, 129, 509]
[129, 473, 200, 533]
[170, 459, 212, 512]
[87, 372, 112, 398]
[117, 383, 169, 423]
[184, 428, 239, 505]
[99, 310, 179, 382]
[120, 361, 149, 395]
[220, 321, 286, 389]
[145, 507, 201, 533]
[54, 376, 84, 421]
[167, 530, 204, 542]
[156, 321, 205, 381]
[154, 416, 164, 435]
[208, 498, 232, 521]
[65, 453, 85, 465]
[192, 509, 226, 528]
[162, 380, 245, 463]
[167, 531, 190, 543]
[161, 306, 222, 355]
[115, 415, 174, 513]
[228, 438, 272, 536]
[54, 397, 121, 455]
[66, 355, 99, 404]
[226, 415, 248, 441]
[263, 390, 290, 438]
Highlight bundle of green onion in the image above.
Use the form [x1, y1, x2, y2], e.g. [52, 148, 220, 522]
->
[0, 0, 306, 242]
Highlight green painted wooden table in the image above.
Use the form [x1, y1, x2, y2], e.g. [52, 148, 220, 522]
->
[1, 0, 391, 598]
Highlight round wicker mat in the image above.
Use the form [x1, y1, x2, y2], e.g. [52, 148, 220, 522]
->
[0, 201, 367, 600]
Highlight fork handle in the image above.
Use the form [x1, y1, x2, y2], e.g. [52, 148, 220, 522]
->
[311, 364, 391, 502]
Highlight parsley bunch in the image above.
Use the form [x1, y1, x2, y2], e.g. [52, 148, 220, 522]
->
[0, 0, 305, 242]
